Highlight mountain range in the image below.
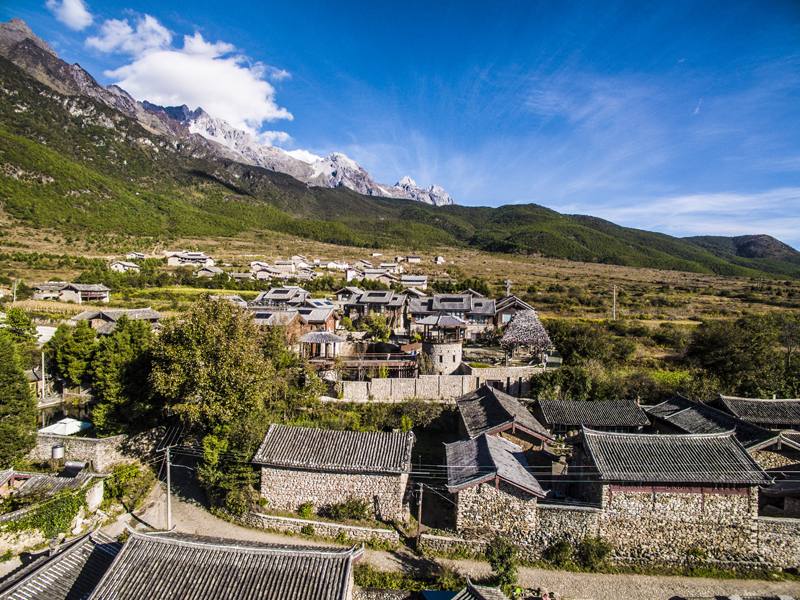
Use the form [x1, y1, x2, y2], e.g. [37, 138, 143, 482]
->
[0, 19, 453, 207]
[0, 17, 798, 279]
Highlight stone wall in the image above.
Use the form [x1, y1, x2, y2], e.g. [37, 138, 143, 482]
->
[353, 588, 416, 600]
[752, 448, 800, 472]
[756, 516, 800, 567]
[338, 365, 545, 402]
[260, 466, 410, 522]
[242, 511, 400, 545]
[27, 434, 126, 473]
[455, 481, 538, 537]
[26, 427, 163, 474]
[599, 486, 757, 562]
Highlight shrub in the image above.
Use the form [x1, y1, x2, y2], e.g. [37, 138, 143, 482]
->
[300, 524, 315, 536]
[485, 534, 519, 587]
[258, 498, 268, 507]
[686, 546, 708, 560]
[334, 530, 348, 545]
[576, 536, 613, 569]
[297, 501, 313, 519]
[543, 538, 573, 567]
[327, 497, 369, 522]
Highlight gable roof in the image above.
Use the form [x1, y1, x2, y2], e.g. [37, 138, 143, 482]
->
[415, 315, 467, 328]
[445, 434, 545, 497]
[68, 283, 110, 292]
[646, 394, 778, 450]
[253, 424, 414, 473]
[87, 531, 361, 600]
[456, 385, 553, 442]
[450, 579, 509, 600]
[73, 308, 162, 323]
[538, 399, 650, 428]
[495, 295, 534, 312]
[0, 531, 121, 600]
[576, 427, 772, 486]
[715, 395, 800, 427]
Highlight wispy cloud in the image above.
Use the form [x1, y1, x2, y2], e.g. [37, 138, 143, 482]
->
[550, 188, 800, 249]
[45, 0, 93, 31]
[86, 12, 292, 135]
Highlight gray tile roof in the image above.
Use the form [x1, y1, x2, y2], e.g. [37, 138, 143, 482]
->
[253, 424, 414, 474]
[68, 284, 110, 292]
[646, 394, 778, 450]
[577, 428, 772, 486]
[87, 531, 361, 600]
[0, 471, 96, 505]
[355, 290, 395, 304]
[300, 332, 346, 344]
[297, 308, 337, 324]
[538, 399, 649, 428]
[34, 282, 69, 292]
[494, 295, 534, 312]
[415, 315, 467, 328]
[0, 531, 120, 600]
[432, 295, 472, 311]
[457, 386, 553, 442]
[450, 580, 509, 600]
[716, 395, 800, 427]
[74, 308, 162, 323]
[445, 434, 545, 497]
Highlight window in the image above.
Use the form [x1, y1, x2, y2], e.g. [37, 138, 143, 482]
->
[439, 356, 443, 363]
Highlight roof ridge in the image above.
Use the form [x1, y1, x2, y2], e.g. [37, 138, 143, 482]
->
[130, 530, 362, 556]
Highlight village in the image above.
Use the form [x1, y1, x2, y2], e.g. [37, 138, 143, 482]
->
[0, 245, 798, 600]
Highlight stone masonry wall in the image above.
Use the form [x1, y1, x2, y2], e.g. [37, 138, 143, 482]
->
[242, 511, 400, 545]
[260, 466, 410, 522]
[27, 434, 126, 473]
[756, 516, 800, 567]
[599, 487, 757, 562]
[455, 481, 538, 538]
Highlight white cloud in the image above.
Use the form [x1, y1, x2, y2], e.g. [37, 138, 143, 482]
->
[550, 188, 800, 249]
[258, 131, 291, 146]
[90, 14, 292, 134]
[45, 0, 93, 31]
[285, 149, 323, 164]
[86, 15, 171, 55]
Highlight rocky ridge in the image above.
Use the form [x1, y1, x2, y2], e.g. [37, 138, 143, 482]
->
[0, 18, 453, 206]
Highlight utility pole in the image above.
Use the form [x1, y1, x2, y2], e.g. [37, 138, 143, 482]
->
[504, 279, 512, 298]
[613, 285, 616, 321]
[41, 352, 46, 400]
[12, 279, 17, 304]
[416, 482, 423, 548]
[166, 447, 172, 530]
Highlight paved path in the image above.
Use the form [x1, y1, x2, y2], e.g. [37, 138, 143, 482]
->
[108, 469, 800, 600]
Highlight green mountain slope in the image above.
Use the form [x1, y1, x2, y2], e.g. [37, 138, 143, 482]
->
[0, 55, 797, 278]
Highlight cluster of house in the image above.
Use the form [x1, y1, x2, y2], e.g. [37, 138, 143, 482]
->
[241, 386, 800, 566]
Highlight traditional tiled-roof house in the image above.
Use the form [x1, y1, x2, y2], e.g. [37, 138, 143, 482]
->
[456, 385, 554, 451]
[72, 308, 162, 335]
[568, 428, 772, 560]
[125, 251, 146, 260]
[253, 424, 415, 521]
[251, 286, 310, 308]
[446, 433, 545, 536]
[59, 284, 111, 304]
[194, 265, 224, 278]
[32, 281, 69, 300]
[646, 394, 779, 452]
[87, 530, 363, 600]
[0, 530, 121, 600]
[494, 295, 534, 326]
[409, 294, 496, 340]
[532, 399, 650, 437]
[345, 290, 406, 329]
[711, 395, 800, 431]
[401, 275, 428, 290]
[108, 261, 139, 273]
[166, 251, 214, 267]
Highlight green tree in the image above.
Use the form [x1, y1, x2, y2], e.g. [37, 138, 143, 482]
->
[150, 296, 274, 428]
[54, 320, 97, 387]
[90, 316, 156, 435]
[360, 311, 390, 341]
[485, 534, 519, 587]
[0, 332, 37, 467]
[2, 308, 37, 344]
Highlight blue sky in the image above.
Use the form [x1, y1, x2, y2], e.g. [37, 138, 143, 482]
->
[3, 0, 800, 249]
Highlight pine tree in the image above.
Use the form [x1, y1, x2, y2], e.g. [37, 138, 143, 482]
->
[56, 320, 97, 387]
[0, 331, 38, 468]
